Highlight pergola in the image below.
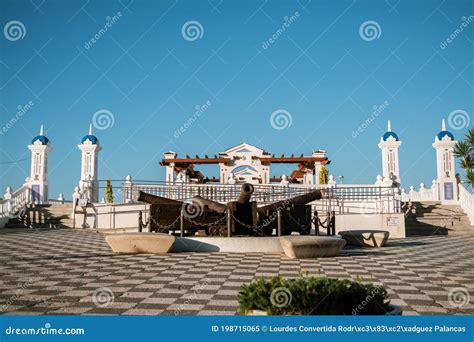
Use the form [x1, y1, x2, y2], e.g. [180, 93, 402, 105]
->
[160, 143, 330, 185]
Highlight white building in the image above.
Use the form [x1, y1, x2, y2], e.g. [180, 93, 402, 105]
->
[160, 143, 330, 185]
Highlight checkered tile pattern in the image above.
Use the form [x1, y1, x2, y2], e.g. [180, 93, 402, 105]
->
[0, 228, 473, 315]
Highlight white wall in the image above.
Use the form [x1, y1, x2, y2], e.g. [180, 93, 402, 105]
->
[74, 202, 150, 230]
[335, 213, 406, 238]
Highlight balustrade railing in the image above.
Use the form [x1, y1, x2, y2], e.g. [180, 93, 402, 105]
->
[0, 185, 31, 219]
[459, 183, 474, 225]
[125, 180, 401, 215]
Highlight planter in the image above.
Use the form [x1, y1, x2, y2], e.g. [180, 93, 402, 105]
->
[244, 305, 402, 316]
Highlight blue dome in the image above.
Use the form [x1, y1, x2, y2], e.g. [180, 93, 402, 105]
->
[383, 131, 399, 141]
[81, 135, 98, 144]
[31, 135, 49, 145]
[437, 131, 454, 140]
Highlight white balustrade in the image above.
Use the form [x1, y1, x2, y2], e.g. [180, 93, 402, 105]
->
[459, 183, 474, 225]
[0, 185, 31, 219]
[126, 179, 401, 215]
[401, 181, 438, 202]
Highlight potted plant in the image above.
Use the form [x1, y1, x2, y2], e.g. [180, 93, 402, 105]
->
[238, 276, 401, 315]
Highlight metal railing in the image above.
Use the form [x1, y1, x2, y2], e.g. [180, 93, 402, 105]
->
[317, 185, 401, 215]
[125, 180, 401, 215]
[124, 181, 316, 204]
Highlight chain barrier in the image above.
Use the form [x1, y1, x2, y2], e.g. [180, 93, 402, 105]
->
[149, 214, 181, 230]
[230, 212, 277, 236]
[286, 212, 312, 230]
[184, 214, 227, 227]
[313, 215, 329, 228]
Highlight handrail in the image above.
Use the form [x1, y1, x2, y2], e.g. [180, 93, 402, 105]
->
[125, 181, 400, 215]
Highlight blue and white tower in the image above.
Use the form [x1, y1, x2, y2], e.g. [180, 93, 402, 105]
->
[78, 124, 101, 203]
[433, 119, 458, 203]
[28, 125, 52, 203]
[378, 120, 402, 185]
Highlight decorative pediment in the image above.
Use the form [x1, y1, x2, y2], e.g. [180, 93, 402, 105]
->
[223, 142, 268, 157]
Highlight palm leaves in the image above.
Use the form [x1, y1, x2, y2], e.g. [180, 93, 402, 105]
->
[454, 128, 474, 188]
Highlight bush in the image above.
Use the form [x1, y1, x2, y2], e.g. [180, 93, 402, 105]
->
[238, 276, 390, 315]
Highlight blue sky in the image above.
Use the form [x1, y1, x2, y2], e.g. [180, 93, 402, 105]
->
[0, 0, 473, 198]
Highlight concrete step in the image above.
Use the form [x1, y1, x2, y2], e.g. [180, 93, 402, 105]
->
[406, 217, 473, 225]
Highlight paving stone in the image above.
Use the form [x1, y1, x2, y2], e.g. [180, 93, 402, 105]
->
[0, 228, 472, 316]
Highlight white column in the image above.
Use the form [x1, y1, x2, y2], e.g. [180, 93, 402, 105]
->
[28, 125, 52, 204]
[78, 125, 101, 203]
[432, 120, 458, 204]
[378, 121, 402, 185]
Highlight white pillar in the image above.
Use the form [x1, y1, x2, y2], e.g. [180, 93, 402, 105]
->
[432, 119, 458, 204]
[28, 125, 52, 204]
[78, 124, 101, 203]
[378, 120, 402, 185]
[163, 151, 177, 184]
[312, 150, 327, 185]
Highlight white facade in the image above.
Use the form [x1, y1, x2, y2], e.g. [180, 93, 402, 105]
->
[219, 143, 271, 184]
[78, 124, 101, 203]
[27, 125, 52, 204]
[432, 119, 458, 204]
[378, 120, 402, 185]
[162, 143, 329, 186]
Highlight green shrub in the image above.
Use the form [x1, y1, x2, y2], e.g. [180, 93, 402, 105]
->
[238, 276, 390, 315]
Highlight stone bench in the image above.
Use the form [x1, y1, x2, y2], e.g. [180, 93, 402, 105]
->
[279, 236, 346, 259]
[339, 230, 389, 248]
[105, 233, 176, 254]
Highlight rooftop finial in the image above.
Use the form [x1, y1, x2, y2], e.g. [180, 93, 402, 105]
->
[387, 120, 392, 132]
[442, 119, 446, 131]
[40, 125, 44, 136]
[89, 123, 93, 135]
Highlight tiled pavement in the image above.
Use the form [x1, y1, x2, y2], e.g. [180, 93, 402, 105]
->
[0, 228, 473, 315]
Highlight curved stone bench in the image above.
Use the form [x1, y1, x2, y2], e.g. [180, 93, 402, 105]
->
[339, 230, 389, 248]
[105, 233, 176, 254]
[279, 236, 346, 259]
